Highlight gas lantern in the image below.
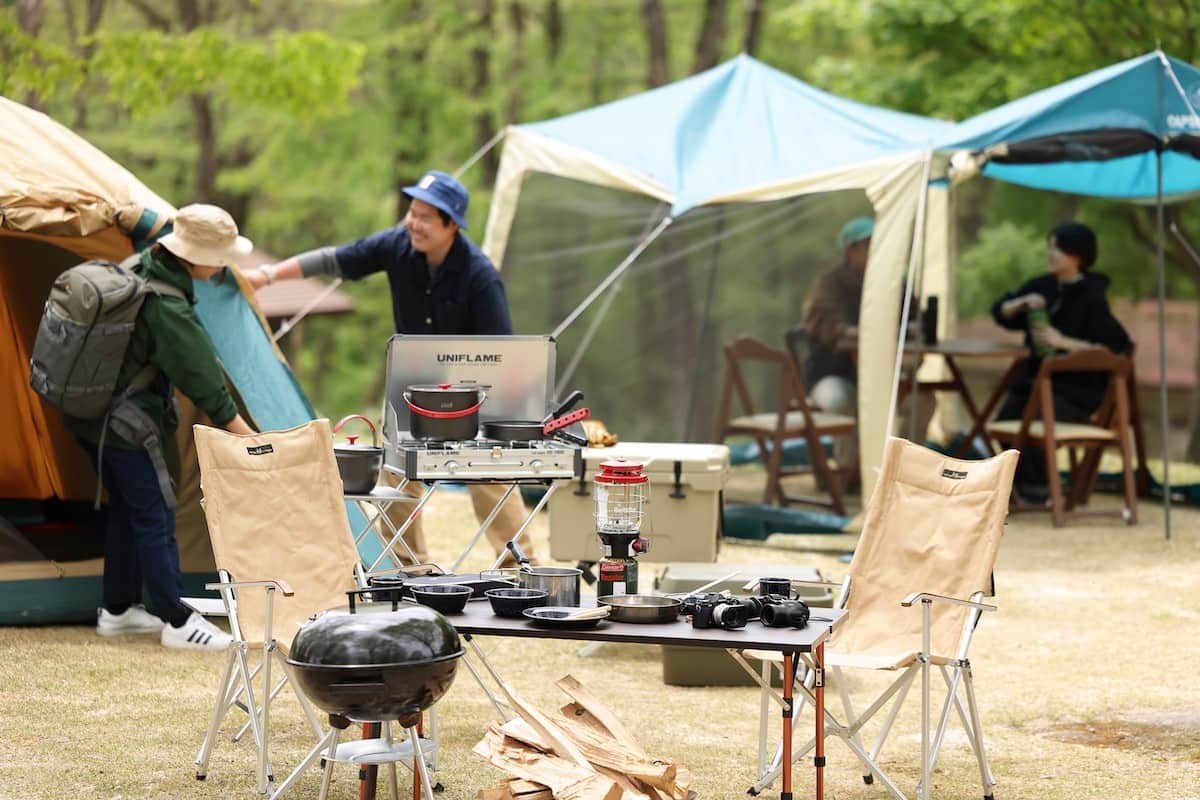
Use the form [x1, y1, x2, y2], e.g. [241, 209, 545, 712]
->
[593, 459, 651, 597]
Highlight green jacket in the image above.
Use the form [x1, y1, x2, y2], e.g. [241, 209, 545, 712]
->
[66, 248, 239, 469]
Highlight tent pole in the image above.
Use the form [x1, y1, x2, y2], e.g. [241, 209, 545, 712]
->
[551, 215, 674, 340]
[1155, 147, 1171, 539]
[452, 128, 507, 180]
[885, 152, 935, 441]
[681, 208, 726, 441]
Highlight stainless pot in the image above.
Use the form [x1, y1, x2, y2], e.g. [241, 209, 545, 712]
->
[332, 415, 383, 494]
[504, 540, 581, 607]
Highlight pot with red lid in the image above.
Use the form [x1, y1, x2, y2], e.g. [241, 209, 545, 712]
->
[404, 382, 487, 441]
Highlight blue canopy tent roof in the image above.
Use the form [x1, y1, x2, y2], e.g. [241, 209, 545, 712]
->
[938, 52, 1200, 200]
[934, 51, 1200, 536]
[517, 53, 954, 216]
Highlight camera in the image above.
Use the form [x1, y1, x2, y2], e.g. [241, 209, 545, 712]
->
[679, 592, 748, 630]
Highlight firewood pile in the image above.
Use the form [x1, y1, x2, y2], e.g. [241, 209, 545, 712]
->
[473, 674, 693, 800]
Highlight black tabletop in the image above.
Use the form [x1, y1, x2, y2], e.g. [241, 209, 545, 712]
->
[347, 595, 845, 653]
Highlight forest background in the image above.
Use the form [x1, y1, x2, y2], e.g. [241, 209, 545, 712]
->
[4, 0, 1200, 459]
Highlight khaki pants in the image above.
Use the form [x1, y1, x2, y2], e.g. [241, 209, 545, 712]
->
[381, 470, 538, 566]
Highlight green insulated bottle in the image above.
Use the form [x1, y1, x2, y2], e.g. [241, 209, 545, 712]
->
[1027, 307, 1055, 356]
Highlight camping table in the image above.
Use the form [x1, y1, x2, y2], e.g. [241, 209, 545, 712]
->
[901, 337, 1028, 456]
[352, 597, 847, 800]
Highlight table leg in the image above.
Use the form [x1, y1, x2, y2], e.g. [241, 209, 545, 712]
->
[815, 642, 825, 800]
[782, 653, 793, 800]
[949, 355, 1024, 458]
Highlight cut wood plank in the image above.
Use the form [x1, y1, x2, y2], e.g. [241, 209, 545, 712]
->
[553, 714, 679, 793]
[593, 764, 653, 800]
[499, 680, 593, 769]
[474, 727, 596, 795]
[557, 774, 623, 800]
[507, 777, 553, 798]
[555, 675, 648, 756]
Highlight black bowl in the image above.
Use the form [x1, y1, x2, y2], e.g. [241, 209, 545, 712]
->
[411, 584, 471, 615]
[485, 587, 549, 618]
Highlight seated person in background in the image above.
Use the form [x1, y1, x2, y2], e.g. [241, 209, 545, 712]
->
[802, 217, 872, 421]
[991, 221, 1132, 503]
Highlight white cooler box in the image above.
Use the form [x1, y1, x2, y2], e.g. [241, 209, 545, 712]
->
[548, 442, 729, 563]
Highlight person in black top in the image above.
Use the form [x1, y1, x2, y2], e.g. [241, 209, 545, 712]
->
[252, 170, 535, 564]
[991, 221, 1132, 502]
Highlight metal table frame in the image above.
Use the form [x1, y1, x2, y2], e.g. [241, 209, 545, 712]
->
[369, 466, 564, 574]
[352, 598, 846, 800]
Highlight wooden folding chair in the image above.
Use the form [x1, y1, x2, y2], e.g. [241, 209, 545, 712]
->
[985, 348, 1137, 527]
[716, 334, 856, 514]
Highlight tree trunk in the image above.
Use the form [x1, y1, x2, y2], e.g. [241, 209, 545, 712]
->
[391, 0, 429, 221]
[63, 0, 108, 129]
[543, 0, 563, 65]
[1188, 312, 1200, 461]
[471, 0, 499, 185]
[190, 93, 220, 202]
[742, 0, 765, 56]
[506, 0, 526, 124]
[691, 0, 728, 74]
[15, 0, 45, 110]
[639, 0, 670, 88]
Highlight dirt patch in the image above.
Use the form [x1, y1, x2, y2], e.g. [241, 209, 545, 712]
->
[1036, 717, 1200, 761]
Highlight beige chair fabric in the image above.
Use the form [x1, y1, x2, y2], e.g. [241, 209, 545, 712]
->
[742, 436, 1018, 799]
[194, 419, 361, 650]
[830, 437, 1017, 670]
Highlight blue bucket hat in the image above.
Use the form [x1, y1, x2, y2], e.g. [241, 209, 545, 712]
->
[402, 170, 469, 229]
[837, 217, 874, 249]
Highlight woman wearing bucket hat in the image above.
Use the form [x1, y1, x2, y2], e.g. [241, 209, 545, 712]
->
[249, 169, 538, 566]
[67, 203, 256, 650]
[991, 221, 1132, 504]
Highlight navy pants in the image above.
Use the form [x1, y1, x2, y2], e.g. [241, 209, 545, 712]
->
[81, 442, 188, 622]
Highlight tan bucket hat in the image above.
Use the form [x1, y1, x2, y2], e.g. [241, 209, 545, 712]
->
[158, 204, 253, 266]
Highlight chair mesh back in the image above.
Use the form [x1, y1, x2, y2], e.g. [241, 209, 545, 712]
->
[194, 420, 361, 649]
[833, 437, 1017, 665]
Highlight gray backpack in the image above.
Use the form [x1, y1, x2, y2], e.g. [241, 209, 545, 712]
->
[29, 256, 187, 509]
[29, 256, 185, 419]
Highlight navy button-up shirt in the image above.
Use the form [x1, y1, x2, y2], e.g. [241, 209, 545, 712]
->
[335, 227, 512, 335]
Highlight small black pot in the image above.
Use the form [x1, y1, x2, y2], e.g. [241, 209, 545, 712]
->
[332, 415, 383, 494]
[405, 383, 486, 441]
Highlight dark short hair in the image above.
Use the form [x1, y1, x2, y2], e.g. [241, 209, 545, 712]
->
[1049, 222, 1097, 270]
[435, 208, 452, 227]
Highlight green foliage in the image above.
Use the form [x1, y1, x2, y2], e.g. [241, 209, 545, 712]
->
[0, 15, 84, 98]
[957, 220, 1045, 319]
[88, 29, 364, 122]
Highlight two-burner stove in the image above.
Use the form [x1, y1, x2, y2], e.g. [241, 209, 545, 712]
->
[387, 438, 582, 482]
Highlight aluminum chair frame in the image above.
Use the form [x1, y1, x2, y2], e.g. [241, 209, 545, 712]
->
[734, 438, 1015, 800]
[191, 421, 442, 798]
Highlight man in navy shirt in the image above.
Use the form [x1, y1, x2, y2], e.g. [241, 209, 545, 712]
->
[250, 170, 536, 564]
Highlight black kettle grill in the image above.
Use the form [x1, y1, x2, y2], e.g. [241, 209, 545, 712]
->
[286, 592, 463, 726]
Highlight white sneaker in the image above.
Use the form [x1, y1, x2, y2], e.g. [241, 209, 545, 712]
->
[96, 605, 164, 637]
[161, 611, 233, 651]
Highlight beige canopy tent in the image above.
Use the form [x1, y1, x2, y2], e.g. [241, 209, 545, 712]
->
[479, 57, 955, 502]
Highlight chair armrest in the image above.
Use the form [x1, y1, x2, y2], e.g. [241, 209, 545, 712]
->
[901, 592, 995, 612]
[205, 578, 296, 597]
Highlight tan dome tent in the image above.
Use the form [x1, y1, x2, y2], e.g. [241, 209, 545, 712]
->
[0, 96, 358, 623]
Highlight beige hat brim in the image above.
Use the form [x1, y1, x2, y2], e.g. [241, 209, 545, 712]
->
[159, 232, 254, 267]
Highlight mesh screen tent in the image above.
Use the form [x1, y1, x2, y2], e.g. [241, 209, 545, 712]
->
[500, 174, 876, 445]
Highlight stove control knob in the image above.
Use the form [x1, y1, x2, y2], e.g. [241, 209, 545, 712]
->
[445, 460, 459, 474]
[530, 459, 544, 473]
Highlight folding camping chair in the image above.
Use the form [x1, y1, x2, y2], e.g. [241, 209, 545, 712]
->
[717, 334, 857, 514]
[738, 437, 1017, 800]
[192, 420, 438, 799]
[985, 348, 1137, 527]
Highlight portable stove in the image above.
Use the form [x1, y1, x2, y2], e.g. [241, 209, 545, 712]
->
[389, 438, 581, 482]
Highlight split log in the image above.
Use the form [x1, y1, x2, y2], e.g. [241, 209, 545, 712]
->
[474, 726, 620, 800]
[499, 681, 592, 768]
[555, 675, 647, 756]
